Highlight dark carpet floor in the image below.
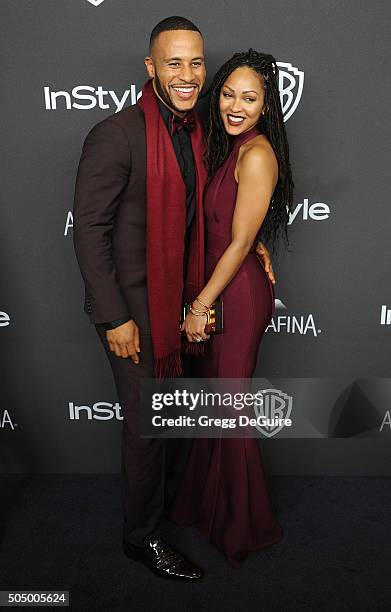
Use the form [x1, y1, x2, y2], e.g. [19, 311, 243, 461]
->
[0, 475, 390, 611]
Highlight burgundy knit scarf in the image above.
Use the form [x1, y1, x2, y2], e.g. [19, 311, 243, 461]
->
[137, 79, 207, 378]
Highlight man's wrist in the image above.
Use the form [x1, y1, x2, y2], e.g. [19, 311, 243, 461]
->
[100, 317, 131, 331]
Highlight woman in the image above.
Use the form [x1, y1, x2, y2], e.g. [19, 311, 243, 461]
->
[170, 50, 294, 567]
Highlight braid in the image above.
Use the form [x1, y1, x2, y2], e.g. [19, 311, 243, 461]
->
[206, 49, 294, 254]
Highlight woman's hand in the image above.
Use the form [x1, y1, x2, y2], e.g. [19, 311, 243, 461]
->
[255, 241, 276, 284]
[180, 310, 210, 343]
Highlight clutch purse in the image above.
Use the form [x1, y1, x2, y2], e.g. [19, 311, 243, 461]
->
[180, 297, 224, 334]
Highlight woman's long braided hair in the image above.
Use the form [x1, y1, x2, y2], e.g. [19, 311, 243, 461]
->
[206, 49, 294, 253]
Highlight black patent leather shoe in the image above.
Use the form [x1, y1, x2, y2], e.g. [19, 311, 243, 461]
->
[123, 534, 204, 581]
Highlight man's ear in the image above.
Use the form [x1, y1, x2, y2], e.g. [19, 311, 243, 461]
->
[144, 56, 155, 79]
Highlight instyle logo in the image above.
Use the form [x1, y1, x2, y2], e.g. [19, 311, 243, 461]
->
[63, 197, 324, 238]
[288, 198, 330, 225]
[1, 410, 17, 430]
[266, 299, 321, 337]
[380, 305, 391, 325]
[69, 402, 123, 421]
[0, 311, 10, 327]
[43, 85, 141, 113]
[44, 61, 303, 117]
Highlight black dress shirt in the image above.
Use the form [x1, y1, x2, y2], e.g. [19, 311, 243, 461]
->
[99, 99, 196, 331]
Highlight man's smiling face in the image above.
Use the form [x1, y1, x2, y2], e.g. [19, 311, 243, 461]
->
[144, 29, 206, 116]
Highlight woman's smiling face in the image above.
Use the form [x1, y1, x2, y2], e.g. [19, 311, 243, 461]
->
[219, 66, 265, 135]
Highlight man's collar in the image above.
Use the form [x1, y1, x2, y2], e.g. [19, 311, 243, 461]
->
[157, 98, 173, 132]
[157, 98, 195, 136]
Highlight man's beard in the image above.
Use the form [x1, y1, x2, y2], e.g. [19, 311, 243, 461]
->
[154, 74, 197, 114]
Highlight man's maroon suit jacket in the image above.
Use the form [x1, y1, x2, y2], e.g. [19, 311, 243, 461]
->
[73, 105, 152, 334]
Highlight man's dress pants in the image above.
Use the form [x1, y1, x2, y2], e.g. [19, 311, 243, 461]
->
[94, 227, 193, 547]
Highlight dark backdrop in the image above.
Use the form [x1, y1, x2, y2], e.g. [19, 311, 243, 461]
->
[1, 0, 390, 474]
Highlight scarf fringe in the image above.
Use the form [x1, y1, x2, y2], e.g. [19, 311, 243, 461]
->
[154, 339, 206, 379]
[154, 348, 182, 379]
[181, 336, 205, 357]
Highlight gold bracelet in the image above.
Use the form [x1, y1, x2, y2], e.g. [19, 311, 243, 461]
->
[191, 301, 209, 314]
[189, 306, 208, 317]
[190, 306, 208, 314]
[195, 297, 211, 310]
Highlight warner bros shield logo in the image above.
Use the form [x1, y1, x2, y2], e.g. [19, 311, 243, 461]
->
[86, 0, 105, 6]
[276, 62, 304, 122]
[253, 389, 293, 437]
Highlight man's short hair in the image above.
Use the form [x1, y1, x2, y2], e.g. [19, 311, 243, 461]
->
[149, 16, 202, 52]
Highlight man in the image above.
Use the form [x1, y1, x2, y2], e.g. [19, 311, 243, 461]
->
[73, 16, 275, 582]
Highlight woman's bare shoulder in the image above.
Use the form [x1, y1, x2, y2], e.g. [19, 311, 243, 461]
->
[236, 135, 278, 181]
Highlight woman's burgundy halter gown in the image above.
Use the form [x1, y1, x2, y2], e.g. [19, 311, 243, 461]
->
[169, 125, 283, 568]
